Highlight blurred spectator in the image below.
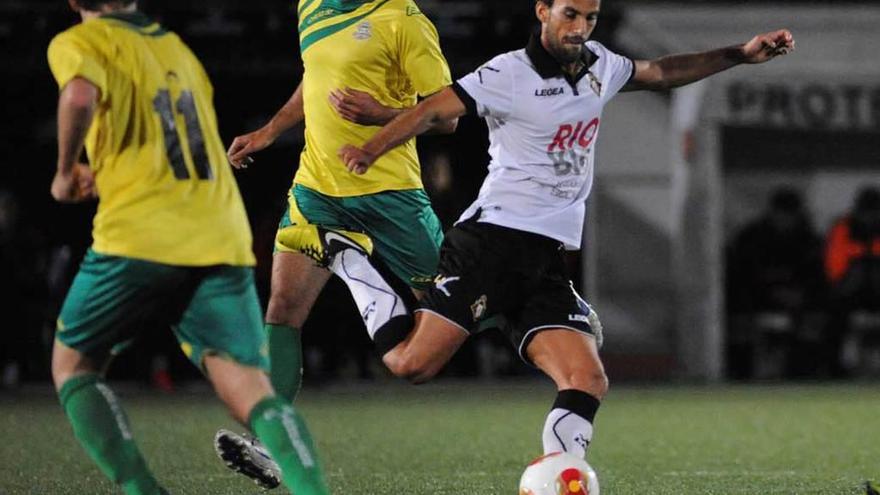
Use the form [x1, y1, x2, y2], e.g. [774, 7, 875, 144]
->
[726, 187, 826, 379]
[824, 187, 880, 376]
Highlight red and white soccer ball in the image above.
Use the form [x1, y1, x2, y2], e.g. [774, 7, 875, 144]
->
[519, 452, 600, 495]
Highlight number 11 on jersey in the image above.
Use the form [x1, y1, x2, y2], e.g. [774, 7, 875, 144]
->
[153, 89, 213, 180]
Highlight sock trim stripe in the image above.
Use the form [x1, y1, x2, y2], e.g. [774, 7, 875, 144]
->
[552, 411, 573, 453]
[553, 389, 601, 423]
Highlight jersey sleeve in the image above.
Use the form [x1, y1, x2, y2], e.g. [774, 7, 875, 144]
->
[396, 8, 452, 97]
[587, 41, 634, 100]
[47, 31, 108, 101]
[454, 54, 513, 119]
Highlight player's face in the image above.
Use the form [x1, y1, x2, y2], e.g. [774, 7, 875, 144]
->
[537, 0, 601, 64]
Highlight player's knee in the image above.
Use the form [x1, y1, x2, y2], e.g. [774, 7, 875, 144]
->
[561, 367, 609, 400]
[384, 350, 438, 385]
[266, 292, 309, 328]
[51, 342, 96, 391]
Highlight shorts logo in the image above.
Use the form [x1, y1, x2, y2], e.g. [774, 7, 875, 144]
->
[353, 21, 372, 40]
[568, 313, 589, 323]
[471, 295, 488, 321]
[434, 275, 460, 297]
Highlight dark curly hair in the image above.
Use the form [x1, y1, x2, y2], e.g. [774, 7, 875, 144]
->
[75, 0, 136, 11]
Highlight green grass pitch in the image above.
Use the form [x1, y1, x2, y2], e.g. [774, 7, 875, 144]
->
[1, 382, 878, 494]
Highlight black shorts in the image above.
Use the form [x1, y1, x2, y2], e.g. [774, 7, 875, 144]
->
[418, 220, 596, 365]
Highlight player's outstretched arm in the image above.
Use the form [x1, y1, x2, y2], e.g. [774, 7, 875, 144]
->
[624, 29, 795, 92]
[227, 81, 304, 168]
[338, 86, 466, 175]
[329, 87, 458, 134]
[52, 77, 97, 203]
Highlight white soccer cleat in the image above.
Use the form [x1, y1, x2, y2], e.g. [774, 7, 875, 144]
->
[214, 429, 282, 490]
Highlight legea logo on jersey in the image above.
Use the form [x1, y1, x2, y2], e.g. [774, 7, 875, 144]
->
[535, 87, 565, 97]
[353, 21, 372, 40]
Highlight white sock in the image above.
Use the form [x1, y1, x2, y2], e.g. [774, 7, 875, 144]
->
[328, 248, 407, 340]
[542, 408, 594, 458]
[541, 390, 601, 458]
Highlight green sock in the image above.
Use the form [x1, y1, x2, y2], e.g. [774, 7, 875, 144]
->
[249, 396, 329, 495]
[58, 374, 164, 495]
[267, 323, 303, 402]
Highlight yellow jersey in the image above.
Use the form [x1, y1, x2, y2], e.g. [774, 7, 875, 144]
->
[295, 0, 452, 197]
[47, 12, 255, 267]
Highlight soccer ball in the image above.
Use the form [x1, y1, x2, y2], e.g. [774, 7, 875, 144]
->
[519, 452, 600, 495]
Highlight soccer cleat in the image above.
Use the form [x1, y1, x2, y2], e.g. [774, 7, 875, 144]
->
[214, 429, 281, 490]
[275, 225, 373, 267]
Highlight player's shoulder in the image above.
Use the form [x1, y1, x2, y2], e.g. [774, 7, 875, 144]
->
[584, 40, 611, 56]
[479, 49, 523, 72]
[48, 21, 118, 64]
[380, 0, 436, 26]
[584, 40, 627, 61]
[49, 21, 110, 51]
[383, 0, 425, 16]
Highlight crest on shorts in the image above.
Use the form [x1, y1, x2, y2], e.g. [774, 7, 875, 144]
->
[471, 295, 488, 321]
[587, 71, 602, 97]
[353, 20, 372, 40]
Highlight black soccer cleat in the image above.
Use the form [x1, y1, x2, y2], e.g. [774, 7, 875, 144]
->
[214, 429, 281, 490]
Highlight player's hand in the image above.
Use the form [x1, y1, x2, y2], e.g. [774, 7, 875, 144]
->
[51, 163, 97, 203]
[740, 29, 795, 64]
[329, 88, 396, 126]
[338, 144, 376, 175]
[227, 127, 273, 169]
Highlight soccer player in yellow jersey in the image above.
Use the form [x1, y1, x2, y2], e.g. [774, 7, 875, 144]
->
[217, 0, 456, 483]
[48, 1, 330, 493]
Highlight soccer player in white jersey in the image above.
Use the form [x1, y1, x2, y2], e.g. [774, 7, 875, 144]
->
[328, 0, 794, 461]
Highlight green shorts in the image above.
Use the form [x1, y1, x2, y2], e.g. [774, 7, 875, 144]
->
[56, 249, 268, 372]
[278, 184, 444, 289]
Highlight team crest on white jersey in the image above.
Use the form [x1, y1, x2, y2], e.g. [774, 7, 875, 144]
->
[353, 21, 372, 40]
[587, 72, 602, 97]
[471, 295, 488, 321]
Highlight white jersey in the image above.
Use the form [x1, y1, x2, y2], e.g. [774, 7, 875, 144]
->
[454, 36, 634, 249]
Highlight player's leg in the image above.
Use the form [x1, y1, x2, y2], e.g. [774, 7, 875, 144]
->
[264, 251, 331, 402]
[512, 271, 606, 460]
[526, 329, 607, 459]
[53, 251, 173, 495]
[267, 185, 374, 402]
[204, 356, 328, 495]
[382, 311, 469, 383]
[181, 265, 328, 494]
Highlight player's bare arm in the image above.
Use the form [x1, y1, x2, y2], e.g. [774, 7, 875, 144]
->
[52, 77, 97, 203]
[330, 87, 458, 134]
[338, 86, 466, 175]
[227, 81, 304, 168]
[625, 29, 795, 91]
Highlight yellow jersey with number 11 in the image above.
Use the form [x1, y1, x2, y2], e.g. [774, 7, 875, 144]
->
[47, 12, 254, 267]
[295, 0, 452, 197]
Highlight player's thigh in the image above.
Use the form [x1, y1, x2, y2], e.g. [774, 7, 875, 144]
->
[266, 251, 332, 326]
[508, 263, 606, 395]
[384, 311, 468, 382]
[175, 266, 269, 374]
[351, 188, 444, 291]
[55, 249, 187, 375]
